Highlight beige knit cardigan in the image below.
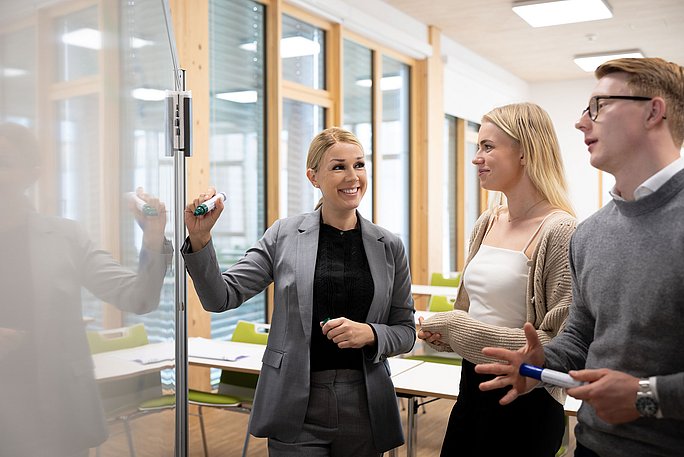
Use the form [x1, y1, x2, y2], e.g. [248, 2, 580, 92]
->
[420, 208, 577, 404]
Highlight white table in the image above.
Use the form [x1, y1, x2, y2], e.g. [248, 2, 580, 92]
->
[411, 284, 459, 298]
[390, 361, 461, 457]
[92, 339, 581, 457]
[93, 341, 174, 381]
[188, 338, 265, 374]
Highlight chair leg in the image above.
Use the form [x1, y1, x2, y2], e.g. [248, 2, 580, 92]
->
[241, 409, 253, 457]
[241, 430, 250, 457]
[122, 418, 136, 457]
[198, 406, 209, 457]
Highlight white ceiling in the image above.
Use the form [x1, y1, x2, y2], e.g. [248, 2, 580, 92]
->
[381, 0, 684, 83]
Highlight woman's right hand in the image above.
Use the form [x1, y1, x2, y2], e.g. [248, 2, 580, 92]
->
[185, 187, 225, 251]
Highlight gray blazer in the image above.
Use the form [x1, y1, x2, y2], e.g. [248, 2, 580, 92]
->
[2, 213, 171, 455]
[182, 210, 416, 452]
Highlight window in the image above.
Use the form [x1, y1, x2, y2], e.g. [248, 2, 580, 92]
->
[209, 0, 267, 344]
[282, 14, 325, 90]
[279, 12, 329, 218]
[281, 98, 326, 216]
[443, 115, 458, 272]
[463, 120, 482, 255]
[342, 39, 373, 219]
[377, 55, 410, 250]
[443, 116, 481, 270]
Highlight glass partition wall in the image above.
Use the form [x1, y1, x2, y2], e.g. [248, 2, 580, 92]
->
[0, 0, 180, 455]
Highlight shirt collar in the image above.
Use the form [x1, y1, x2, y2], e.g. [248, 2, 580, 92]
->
[610, 156, 684, 201]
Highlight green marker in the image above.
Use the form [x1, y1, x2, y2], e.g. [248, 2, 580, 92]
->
[194, 192, 227, 216]
[321, 317, 331, 325]
[128, 192, 158, 216]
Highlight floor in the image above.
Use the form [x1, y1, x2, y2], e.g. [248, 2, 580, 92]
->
[93, 398, 577, 456]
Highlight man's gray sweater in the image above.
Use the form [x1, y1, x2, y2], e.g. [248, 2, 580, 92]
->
[544, 168, 684, 457]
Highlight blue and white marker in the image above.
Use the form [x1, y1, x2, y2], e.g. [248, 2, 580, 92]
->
[519, 363, 586, 389]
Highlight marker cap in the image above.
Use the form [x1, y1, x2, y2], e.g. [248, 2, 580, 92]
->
[519, 363, 544, 381]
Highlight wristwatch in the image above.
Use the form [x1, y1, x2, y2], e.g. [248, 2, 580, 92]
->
[635, 378, 660, 418]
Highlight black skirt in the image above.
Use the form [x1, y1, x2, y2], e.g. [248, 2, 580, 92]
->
[440, 359, 565, 457]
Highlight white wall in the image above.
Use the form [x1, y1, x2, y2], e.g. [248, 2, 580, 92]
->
[441, 37, 530, 123]
[530, 78, 603, 221]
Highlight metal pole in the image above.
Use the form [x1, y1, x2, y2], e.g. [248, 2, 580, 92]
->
[173, 116, 188, 457]
[162, 1, 190, 455]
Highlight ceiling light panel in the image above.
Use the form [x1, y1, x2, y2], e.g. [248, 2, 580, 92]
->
[513, 0, 613, 27]
[573, 50, 644, 72]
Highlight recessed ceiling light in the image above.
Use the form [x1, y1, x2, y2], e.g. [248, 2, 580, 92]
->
[2, 67, 27, 77]
[513, 0, 613, 27]
[62, 27, 101, 49]
[573, 50, 645, 72]
[132, 88, 167, 101]
[355, 75, 403, 91]
[216, 90, 258, 103]
[62, 28, 154, 50]
[281, 36, 320, 58]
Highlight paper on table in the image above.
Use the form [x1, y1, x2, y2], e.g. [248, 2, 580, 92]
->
[116, 343, 174, 365]
[188, 337, 249, 362]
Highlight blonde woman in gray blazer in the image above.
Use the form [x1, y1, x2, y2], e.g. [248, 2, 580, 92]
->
[182, 127, 416, 456]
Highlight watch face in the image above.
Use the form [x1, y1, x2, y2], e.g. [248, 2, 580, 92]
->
[636, 396, 658, 417]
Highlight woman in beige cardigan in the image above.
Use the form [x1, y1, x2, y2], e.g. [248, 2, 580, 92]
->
[419, 102, 577, 456]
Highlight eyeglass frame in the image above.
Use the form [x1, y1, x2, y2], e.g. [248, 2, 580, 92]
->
[581, 95, 663, 121]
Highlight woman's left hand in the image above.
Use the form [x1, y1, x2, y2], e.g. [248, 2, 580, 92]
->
[417, 316, 448, 348]
[321, 317, 375, 349]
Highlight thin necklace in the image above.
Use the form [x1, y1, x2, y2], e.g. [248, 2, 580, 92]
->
[508, 199, 545, 223]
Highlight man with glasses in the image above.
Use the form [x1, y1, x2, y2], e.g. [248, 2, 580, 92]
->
[475, 57, 684, 457]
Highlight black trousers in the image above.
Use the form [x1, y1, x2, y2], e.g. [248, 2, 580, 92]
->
[575, 441, 601, 457]
[440, 360, 565, 457]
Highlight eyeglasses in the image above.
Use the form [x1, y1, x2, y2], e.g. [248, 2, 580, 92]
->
[581, 95, 653, 121]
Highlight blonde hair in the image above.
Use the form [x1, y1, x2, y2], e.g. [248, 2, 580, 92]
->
[307, 127, 365, 210]
[596, 57, 684, 148]
[482, 103, 575, 216]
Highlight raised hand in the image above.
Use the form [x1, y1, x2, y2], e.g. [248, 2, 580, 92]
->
[129, 187, 167, 250]
[474, 322, 545, 405]
[185, 187, 225, 251]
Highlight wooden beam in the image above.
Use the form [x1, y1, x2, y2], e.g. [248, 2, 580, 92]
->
[169, 0, 211, 391]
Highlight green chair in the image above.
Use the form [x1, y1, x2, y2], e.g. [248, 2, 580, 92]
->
[430, 272, 461, 287]
[556, 415, 570, 457]
[188, 320, 268, 457]
[427, 295, 455, 312]
[88, 323, 175, 457]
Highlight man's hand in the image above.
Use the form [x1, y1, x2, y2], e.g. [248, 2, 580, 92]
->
[565, 369, 641, 424]
[474, 322, 545, 405]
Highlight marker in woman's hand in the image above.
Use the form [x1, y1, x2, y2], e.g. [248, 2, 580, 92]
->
[194, 192, 227, 216]
[519, 363, 586, 389]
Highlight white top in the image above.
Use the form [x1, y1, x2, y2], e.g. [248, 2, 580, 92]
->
[465, 212, 559, 328]
[466, 244, 529, 327]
